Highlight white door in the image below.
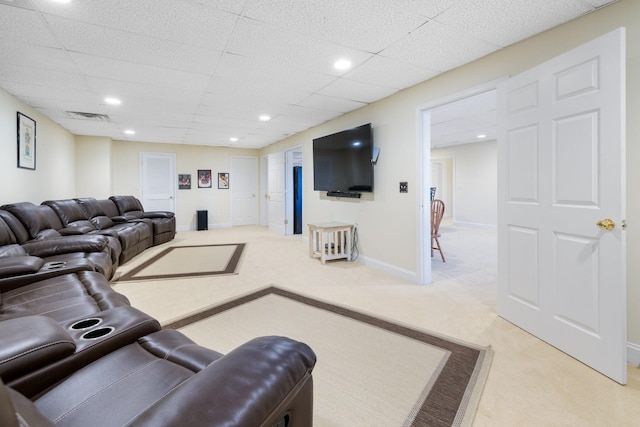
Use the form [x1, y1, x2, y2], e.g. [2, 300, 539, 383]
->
[140, 152, 176, 212]
[498, 28, 626, 383]
[231, 156, 258, 226]
[268, 152, 286, 235]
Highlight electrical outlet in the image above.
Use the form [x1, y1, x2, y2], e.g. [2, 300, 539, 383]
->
[399, 182, 408, 193]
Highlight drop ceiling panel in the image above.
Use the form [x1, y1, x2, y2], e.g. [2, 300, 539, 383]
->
[318, 79, 398, 104]
[297, 94, 366, 113]
[380, 20, 500, 72]
[33, 0, 239, 51]
[242, 0, 429, 53]
[435, 0, 593, 47]
[45, 16, 222, 75]
[70, 53, 212, 91]
[345, 55, 440, 89]
[0, 4, 60, 47]
[227, 17, 374, 76]
[0, 42, 74, 73]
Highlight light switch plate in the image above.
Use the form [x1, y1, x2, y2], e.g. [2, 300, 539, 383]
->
[400, 182, 408, 193]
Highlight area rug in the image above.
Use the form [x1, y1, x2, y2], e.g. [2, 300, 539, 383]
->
[117, 243, 245, 281]
[165, 286, 492, 427]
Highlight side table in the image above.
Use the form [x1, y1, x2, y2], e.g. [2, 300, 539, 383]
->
[308, 222, 354, 264]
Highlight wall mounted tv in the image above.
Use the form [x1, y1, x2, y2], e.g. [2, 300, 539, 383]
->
[313, 123, 374, 198]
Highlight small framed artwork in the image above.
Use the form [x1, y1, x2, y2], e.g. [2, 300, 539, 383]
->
[198, 169, 212, 188]
[17, 112, 36, 170]
[178, 174, 191, 190]
[218, 172, 229, 189]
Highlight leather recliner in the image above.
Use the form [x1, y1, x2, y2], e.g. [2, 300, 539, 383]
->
[0, 207, 115, 280]
[110, 195, 176, 246]
[0, 332, 316, 427]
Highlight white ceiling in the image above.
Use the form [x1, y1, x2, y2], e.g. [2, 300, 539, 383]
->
[0, 0, 617, 149]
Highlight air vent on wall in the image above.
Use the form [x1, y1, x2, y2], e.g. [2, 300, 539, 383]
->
[66, 111, 111, 122]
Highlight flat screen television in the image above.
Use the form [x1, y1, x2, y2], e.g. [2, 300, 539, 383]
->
[313, 123, 374, 197]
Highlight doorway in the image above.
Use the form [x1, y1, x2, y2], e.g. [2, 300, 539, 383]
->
[417, 82, 500, 285]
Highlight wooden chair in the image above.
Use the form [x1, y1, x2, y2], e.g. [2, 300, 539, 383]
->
[431, 199, 445, 262]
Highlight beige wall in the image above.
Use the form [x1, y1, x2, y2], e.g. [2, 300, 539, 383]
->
[109, 140, 258, 230]
[75, 136, 112, 199]
[0, 89, 76, 205]
[432, 140, 497, 226]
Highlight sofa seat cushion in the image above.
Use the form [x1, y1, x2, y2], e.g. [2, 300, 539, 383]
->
[0, 271, 130, 323]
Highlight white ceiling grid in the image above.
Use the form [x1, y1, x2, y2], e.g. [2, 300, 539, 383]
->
[0, 0, 618, 148]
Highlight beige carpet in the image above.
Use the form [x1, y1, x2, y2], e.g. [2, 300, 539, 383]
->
[165, 286, 492, 427]
[117, 243, 244, 281]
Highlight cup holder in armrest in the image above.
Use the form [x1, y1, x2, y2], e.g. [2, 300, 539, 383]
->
[81, 326, 114, 340]
[43, 261, 67, 270]
[70, 318, 102, 330]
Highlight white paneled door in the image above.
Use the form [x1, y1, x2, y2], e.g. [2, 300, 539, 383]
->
[268, 152, 286, 235]
[497, 29, 626, 383]
[231, 156, 259, 226]
[140, 152, 176, 213]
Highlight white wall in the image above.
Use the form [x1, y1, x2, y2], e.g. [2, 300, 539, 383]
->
[431, 141, 497, 227]
[0, 89, 76, 204]
[108, 139, 259, 231]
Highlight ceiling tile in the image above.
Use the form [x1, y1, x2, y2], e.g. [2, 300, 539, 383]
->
[435, 0, 593, 47]
[0, 4, 60, 48]
[318, 78, 397, 104]
[297, 93, 366, 113]
[345, 55, 440, 89]
[242, 0, 429, 53]
[380, 20, 500, 72]
[44, 15, 222, 75]
[34, 0, 239, 51]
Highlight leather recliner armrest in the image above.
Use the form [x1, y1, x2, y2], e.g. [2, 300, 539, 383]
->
[0, 256, 43, 278]
[21, 236, 108, 258]
[58, 225, 95, 236]
[0, 316, 75, 382]
[131, 335, 316, 427]
[143, 211, 174, 219]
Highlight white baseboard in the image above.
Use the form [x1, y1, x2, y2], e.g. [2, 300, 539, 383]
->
[627, 342, 640, 366]
[177, 223, 232, 232]
[356, 255, 417, 283]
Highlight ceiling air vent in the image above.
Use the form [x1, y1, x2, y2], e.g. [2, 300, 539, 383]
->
[66, 111, 111, 122]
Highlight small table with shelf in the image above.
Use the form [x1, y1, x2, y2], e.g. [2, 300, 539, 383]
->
[308, 222, 354, 264]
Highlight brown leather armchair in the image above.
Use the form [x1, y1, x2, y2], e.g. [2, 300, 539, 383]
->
[0, 332, 316, 427]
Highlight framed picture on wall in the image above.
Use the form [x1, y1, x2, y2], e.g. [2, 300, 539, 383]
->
[17, 112, 36, 170]
[178, 174, 191, 190]
[198, 169, 212, 188]
[218, 172, 229, 189]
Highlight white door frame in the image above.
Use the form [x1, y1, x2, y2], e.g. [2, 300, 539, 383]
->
[416, 79, 504, 285]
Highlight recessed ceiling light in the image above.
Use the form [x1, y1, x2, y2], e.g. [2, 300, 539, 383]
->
[230, 137, 238, 142]
[124, 129, 135, 135]
[477, 134, 487, 139]
[259, 115, 271, 122]
[104, 97, 121, 106]
[50, 0, 71, 3]
[334, 59, 352, 71]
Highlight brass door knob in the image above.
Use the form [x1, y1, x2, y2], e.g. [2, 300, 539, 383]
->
[596, 218, 615, 231]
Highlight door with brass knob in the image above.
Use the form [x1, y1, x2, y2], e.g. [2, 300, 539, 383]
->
[597, 218, 615, 231]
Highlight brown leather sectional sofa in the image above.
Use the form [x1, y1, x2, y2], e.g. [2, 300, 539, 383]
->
[0, 196, 317, 426]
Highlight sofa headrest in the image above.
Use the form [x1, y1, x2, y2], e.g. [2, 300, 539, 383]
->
[0, 210, 30, 244]
[1, 203, 52, 240]
[0, 216, 17, 247]
[42, 199, 89, 226]
[110, 196, 144, 217]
